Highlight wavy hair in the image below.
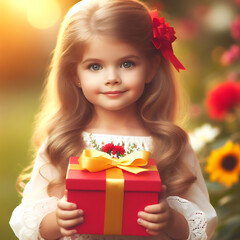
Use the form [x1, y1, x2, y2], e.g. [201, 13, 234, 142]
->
[18, 0, 196, 196]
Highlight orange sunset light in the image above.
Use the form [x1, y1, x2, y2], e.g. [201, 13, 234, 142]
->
[6, 0, 61, 29]
[27, 0, 61, 29]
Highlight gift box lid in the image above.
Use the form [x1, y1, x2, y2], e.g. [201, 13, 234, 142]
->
[66, 157, 161, 192]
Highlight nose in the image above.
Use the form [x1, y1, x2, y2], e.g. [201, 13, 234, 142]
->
[105, 67, 121, 85]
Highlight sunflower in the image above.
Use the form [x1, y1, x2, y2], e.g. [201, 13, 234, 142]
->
[205, 141, 240, 187]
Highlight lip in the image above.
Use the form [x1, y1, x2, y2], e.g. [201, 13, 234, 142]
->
[103, 90, 126, 97]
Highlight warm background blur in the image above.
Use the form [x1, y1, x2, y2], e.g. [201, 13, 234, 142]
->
[1, 0, 239, 239]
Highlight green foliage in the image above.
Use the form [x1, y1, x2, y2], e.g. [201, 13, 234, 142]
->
[0, 88, 41, 239]
[209, 181, 240, 240]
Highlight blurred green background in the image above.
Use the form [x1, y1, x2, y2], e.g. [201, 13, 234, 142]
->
[1, 0, 239, 239]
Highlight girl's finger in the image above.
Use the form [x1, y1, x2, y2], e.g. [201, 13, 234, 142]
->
[144, 202, 168, 214]
[58, 199, 77, 211]
[57, 208, 84, 220]
[138, 211, 168, 223]
[57, 217, 84, 229]
[137, 218, 167, 232]
[60, 227, 77, 237]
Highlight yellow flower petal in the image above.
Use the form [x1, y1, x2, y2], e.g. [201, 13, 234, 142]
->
[205, 141, 240, 187]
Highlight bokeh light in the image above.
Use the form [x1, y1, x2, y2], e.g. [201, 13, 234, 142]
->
[204, 3, 234, 32]
[26, 0, 61, 29]
[7, 0, 31, 12]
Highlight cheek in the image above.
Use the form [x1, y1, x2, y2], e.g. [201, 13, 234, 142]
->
[126, 72, 146, 92]
[132, 81, 145, 92]
[81, 89, 96, 105]
[127, 81, 146, 102]
[131, 71, 148, 98]
[79, 72, 97, 90]
[80, 80, 97, 101]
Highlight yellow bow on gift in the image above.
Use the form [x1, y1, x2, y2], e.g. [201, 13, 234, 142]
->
[78, 149, 152, 174]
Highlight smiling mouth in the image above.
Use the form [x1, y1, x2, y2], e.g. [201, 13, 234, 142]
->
[103, 90, 126, 97]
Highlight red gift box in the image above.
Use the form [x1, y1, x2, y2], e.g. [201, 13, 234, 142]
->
[66, 156, 161, 236]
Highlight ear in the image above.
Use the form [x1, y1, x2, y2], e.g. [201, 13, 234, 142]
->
[74, 75, 81, 88]
[72, 64, 81, 88]
[145, 55, 160, 84]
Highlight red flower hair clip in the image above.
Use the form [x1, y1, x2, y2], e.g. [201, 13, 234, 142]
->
[149, 9, 186, 72]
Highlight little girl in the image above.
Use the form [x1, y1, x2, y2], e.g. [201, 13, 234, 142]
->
[10, 0, 217, 239]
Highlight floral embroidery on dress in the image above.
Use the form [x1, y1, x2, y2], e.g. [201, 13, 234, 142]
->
[91, 140, 141, 159]
[84, 132, 152, 154]
[102, 143, 126, 158]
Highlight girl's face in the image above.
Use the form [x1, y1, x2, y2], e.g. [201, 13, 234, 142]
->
[76, 37, 152, 114]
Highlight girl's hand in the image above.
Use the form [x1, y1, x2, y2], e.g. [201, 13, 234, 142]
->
[56, 191, 84, 236]
[137, 185, 171, 236]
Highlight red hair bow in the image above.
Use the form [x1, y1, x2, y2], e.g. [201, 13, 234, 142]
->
[150, 9, 185, 72]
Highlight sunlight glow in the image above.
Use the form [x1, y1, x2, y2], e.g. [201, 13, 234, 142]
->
[26, 0, 61, 29]
[8, 0, 32, 12]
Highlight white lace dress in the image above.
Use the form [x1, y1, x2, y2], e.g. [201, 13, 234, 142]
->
[9, 132, 217, 240]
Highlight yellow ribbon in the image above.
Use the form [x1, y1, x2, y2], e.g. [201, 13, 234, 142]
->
[78, 149, 152, 174]
[104, 167, 124, 234]
[69, 149, 156, 235]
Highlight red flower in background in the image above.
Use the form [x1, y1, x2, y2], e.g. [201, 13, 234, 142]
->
[102, 143, 114, 154]
[206, 81, 240, 120]
[221, 45, 240, 65]
[231, 16, 240, 40]
[112, 145, 125, 156]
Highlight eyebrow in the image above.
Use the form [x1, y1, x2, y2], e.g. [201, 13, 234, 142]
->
[81, 58, 102, 65]
[81, 55, 141, 65]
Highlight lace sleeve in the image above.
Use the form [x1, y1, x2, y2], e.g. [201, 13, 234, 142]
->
[9, 139, 61, 240]
[10, 197, 58, 240]
[166, 144, 217, 240]
[167, 196, 207, 240]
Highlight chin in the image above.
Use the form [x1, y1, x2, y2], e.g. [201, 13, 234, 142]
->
[102, 106, 129, 112]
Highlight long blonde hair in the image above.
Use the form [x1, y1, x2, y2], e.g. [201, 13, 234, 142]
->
[18, 0, 195, 196]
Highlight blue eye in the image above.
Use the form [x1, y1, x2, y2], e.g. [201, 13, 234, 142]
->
[89, 64, 102, 71]
[121, 61, 135, 69]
